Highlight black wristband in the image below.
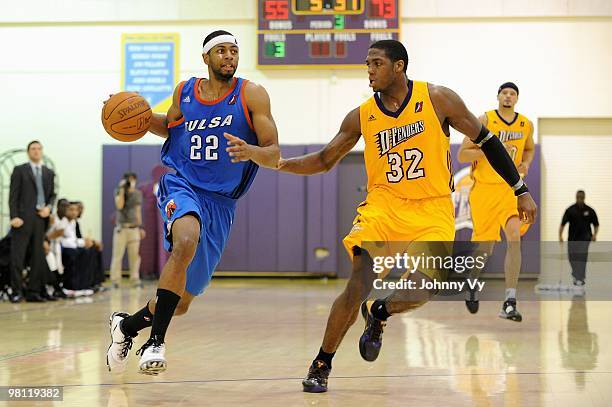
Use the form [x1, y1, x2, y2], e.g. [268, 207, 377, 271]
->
[514, 182, 529, 196]
[474, 125, 493, 146]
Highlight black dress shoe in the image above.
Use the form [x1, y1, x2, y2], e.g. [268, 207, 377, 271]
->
[25, 294, 47, 303]
[41, 292, 58, 301]
[9, 294, 23, 303]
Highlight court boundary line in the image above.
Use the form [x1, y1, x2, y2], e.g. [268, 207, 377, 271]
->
[58, 370, 612, 388]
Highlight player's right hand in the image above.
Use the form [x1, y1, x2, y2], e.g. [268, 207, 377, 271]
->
[10, 217, 24, 228]
[517, 193, 537, 224]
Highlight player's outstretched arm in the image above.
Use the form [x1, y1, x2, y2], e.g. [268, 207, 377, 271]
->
[430, 84, 537, 223]
[148, 82, 184, 139]
[277, 108, 361, 175]
[225, 82, 280, 169]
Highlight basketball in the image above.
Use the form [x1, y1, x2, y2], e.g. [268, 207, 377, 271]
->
[101, 92, 151, 142]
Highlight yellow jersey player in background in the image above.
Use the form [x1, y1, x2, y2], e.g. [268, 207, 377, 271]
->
[278, 41, 536, 393]
[457, 82, 535, 322]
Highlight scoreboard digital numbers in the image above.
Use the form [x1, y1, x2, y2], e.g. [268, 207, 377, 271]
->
[257, 0, 400, 68]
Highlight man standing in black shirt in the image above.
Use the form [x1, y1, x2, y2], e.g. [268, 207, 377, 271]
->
[559, 190, 599, 291]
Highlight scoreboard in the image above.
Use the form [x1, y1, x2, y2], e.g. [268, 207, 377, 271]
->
[257, 0, 400, 68]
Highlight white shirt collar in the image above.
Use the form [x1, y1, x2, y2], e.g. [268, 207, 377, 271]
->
[30, 161, 43, 171]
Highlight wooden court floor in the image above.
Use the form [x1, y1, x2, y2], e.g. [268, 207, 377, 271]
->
[1, 279, 611, 406]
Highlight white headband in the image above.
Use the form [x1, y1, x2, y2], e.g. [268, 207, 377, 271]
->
[203, 34, 238, 54]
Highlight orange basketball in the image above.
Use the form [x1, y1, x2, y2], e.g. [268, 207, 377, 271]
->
[101, 92, 152, 142]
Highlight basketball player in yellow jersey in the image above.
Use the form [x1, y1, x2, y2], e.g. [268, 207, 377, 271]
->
[457, 82, 535, 322]
[277, 40, 537, 393]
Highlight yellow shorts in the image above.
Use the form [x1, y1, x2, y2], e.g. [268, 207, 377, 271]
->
[342, 187, 455, 280]
[469, 181, 530, 241]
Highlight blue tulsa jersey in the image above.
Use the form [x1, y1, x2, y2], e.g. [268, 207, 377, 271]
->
[161, 77, 259, 199]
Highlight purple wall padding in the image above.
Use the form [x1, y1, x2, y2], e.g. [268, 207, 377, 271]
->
[276, 146, 307, 271]
[101, 145, 131, 270]
[246, 167, 279, 271]
[305, 145, 338, 273]
[101, 145, 164, 273]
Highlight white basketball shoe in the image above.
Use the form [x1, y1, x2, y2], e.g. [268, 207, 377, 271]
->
[136, 337, 167, 375]
[106, 312, 134, 373]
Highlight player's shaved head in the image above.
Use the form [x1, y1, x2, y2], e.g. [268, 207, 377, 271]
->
[369, 40, 408, 72]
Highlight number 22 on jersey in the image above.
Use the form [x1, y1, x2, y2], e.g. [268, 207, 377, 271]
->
[190, 134, 219, 160]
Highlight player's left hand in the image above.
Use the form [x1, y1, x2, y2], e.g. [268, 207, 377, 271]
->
[224, 132, 253, 163]
[517, 192, 537, 224]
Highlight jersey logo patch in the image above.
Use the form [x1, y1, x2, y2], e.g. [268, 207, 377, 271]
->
[415, 101, 423, 113]
[183, 95, 191, 103]
[165, 199, 177, 219]
[520, 121, 525, 127]
[375, 121, 425, 157]
[228, 94, 237, 105]
[368, 114, 376, 122]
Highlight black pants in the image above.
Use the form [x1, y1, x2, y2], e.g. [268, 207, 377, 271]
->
[10, 216, 47, 295]
[568, 240, 590, 283]
[62, 247, 102, 290]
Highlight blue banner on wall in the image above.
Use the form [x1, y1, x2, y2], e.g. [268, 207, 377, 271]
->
[122, 33, 179, 113]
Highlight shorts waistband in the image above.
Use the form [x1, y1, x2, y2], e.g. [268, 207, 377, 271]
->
[368, 186, 451, 202]
[198, 189, 237, 209]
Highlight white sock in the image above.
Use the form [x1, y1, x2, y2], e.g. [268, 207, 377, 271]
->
[505, 288, 516, 300]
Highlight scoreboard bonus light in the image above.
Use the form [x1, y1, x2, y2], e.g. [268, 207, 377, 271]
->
[257, 0, 400, 68]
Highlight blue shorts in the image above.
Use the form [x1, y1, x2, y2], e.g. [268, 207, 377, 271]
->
[157, 173, 236, 296]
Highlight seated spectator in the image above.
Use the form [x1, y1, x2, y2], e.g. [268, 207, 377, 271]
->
[45, 199, 69, 298]
[59, 202, 96, 292]
[74, 201, 104, 290]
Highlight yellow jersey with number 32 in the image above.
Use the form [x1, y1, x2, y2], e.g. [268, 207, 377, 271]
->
[471, 110, 532, 184]
[359, 80, 454, 200]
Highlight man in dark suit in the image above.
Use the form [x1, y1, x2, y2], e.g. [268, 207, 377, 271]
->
[9, 140, 56, 302]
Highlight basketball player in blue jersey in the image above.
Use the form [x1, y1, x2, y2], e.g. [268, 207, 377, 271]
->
[106, 30, 280, 375]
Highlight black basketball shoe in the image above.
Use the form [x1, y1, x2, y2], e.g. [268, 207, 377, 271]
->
[499, 298, 522, 322]
[359, 301, 386, 362]
[465, 284, 479, 314]
[302, 360, 331, 393]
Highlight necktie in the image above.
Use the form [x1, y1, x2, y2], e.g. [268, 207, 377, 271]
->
[35, 166, 45, 209]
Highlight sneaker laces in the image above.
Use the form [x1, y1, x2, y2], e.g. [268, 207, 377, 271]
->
[136, 337, 162, 356]
[370, 318, 386, 342]
[117, 337, 133, 358]
[308, 361, 329, 380]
